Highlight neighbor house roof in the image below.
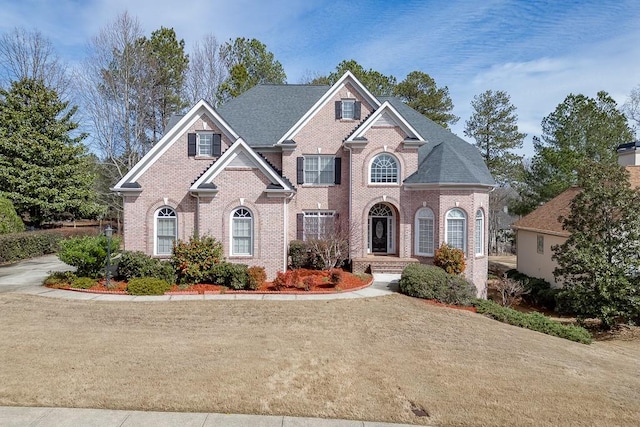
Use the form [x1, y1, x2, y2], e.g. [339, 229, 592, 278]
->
[511, 187, 582, 237]
[512, 165, 640, 236]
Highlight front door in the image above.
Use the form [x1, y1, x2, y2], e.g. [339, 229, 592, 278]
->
[371, 217, 388, 253]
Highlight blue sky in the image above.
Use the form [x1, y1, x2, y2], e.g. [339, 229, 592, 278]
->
[2, 0, 639, 157]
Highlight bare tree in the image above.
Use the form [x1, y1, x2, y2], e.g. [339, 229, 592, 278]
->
[77, 11, 152, 179]
[184, 34, 226, 107]
[623, 84, 640, 137]
[0, 27, 70, 95]
[306, 217, 360, 270]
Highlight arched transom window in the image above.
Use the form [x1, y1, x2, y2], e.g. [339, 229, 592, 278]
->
[155, 207, 177, 255]
[231, 208, 253, 256]
[370, 153, 399, 184]
[415, 207, 435, 256]
[445, 208, 467, 253]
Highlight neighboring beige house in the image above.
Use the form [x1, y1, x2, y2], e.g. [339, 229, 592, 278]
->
[112, 72, 495, 295]
[512, 145, 640, 287]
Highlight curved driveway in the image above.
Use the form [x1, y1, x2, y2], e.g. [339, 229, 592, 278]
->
[0, 254, 399, 300]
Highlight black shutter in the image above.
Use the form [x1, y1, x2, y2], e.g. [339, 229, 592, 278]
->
[334, 157, 341, 184]
[296, 157, 304, 184]
[335, 101, 342, 119]
[213, 134, 222, 156]
[296, 213, 304, 240]
[354, 101, 361, 119]
[187, 133, 196, 156]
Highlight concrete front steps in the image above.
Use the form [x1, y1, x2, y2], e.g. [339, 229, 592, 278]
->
[353, 256, 419, 274]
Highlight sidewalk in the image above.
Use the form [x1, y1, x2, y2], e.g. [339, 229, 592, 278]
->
[0, 406, 425, 427]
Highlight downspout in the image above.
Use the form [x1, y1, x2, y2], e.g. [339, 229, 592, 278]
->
[194, 195, 200, 238]
[283, 191, 295, 272]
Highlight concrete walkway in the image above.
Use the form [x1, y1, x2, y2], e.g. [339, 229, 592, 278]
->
[0, 257, 413, 426]
[0, 406, 423, 426]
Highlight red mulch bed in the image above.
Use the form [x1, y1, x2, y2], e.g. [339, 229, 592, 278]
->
[46, 269, 372, 295]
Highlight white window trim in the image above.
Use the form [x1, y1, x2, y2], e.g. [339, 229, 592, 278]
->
[154, 206, 177, 256]
[303, 210, 336, 240]
[445, 208, 467, 254]
[230, 207, 253, 257]
[415, 207, 435, 256]
[475, 209, 484, 257]
[367, 203, 395, 254]
[368, 153, 400, 185]
[197, 132, 215, 157]
[341, 99, 356, 120]
[303, 155, 335, 185]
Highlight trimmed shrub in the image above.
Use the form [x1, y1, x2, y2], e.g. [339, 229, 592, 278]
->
[0, 231, 61, 263]
[58, 235, 121, 278]
[172, 235, 224, 284]
[247, 266, 267, 290]
[473, 299, 592, 344]
[0, 197, 25, 234]
[273, 270, 303, 290]
[116, 251, 176, 284]
[43, 271, 77, 286]
[434, 244, 466, 275]
[329, 268, 343, 285]
[127, 277, 172, 296]
[399, 263, 476, 306]
[288, 240, 308, 269]
[72, 277, 97, 289]
[209, 262, 249, 290]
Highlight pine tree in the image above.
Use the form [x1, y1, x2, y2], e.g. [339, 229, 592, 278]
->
[0, 78, 102, 225]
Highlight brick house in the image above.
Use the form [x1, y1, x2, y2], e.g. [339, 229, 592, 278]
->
[112, 72, 495, 295]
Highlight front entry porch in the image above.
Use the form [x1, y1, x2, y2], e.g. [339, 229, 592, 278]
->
[352, 256, 419, 274]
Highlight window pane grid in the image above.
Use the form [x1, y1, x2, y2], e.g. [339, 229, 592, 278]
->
[198, 134, 213, 156]
[418, 218, 434, 255]
[304, 156, 334, 184]
[232, 208, 252, 255]
[342, 100, 355, 119]
[370, 154, 398, 183]
[303, 212, 334, 240]
[447, 219, 464, 250]
[156, 208, 177, 256]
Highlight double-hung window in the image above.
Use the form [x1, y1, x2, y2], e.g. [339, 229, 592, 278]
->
[198, 133, 213, 156]
[155, 207, 177, 256]
[304, 156, 335, 185]
[231, 208, 253, 256]
[342, 100, 355, 119]
[415, 207, 435, 256]
[303, 211, 335, 240]
[475, 209, 484, 256]
[445, 208, 467, 252]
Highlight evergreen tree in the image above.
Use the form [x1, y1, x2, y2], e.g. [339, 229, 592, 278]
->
[0, 78, 101, 225]
[553, 162, 640, 328]
[464, 90, 525, 185]
[217, 38, 286, 103]
[311, 59, 397, 97]
[512, 92, 633, 215]
[395, 71, 459, 128]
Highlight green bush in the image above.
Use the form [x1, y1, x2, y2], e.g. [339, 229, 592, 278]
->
[288, 240, 308, 269]
[473, 299, 592, 344]
[505, 269, 561, 310]
[209, 262, 249, 290]
[399, 263, 477, 306]
[72, 277, 97, 289]
[116, 251, 176, 284]
[172, 235, 224, 284]
[0, 197, 25, 234]
[0, 231, 61, 263]
[127, 277, 172, 296]
[43, 271, 77, 286]
[58, 235, 121, 278]
[247, 266, 266, 290]
[434, 244, 466, 275]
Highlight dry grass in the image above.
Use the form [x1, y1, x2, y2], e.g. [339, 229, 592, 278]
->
[0, 293, 638, 426]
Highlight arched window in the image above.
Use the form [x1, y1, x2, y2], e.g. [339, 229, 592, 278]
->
[155, 207, 177, 256]
[475, 209, 484, 256]
[231, 207, 253, 256]
[445, 208, 467, 252]
[370, 153, 399, 184]
[415, 207, 435, 256]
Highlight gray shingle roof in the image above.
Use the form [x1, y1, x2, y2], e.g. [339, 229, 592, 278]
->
[379, 97, 494, 186]
[216, 86, 494, 186]
[218, 84, 329, 146]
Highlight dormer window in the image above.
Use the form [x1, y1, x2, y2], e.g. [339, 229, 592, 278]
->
[335, 99, 361, 120]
